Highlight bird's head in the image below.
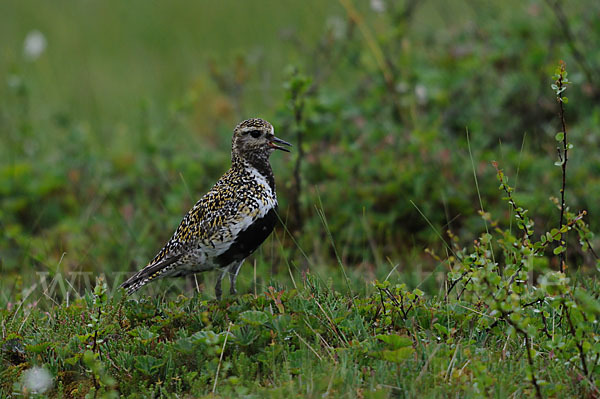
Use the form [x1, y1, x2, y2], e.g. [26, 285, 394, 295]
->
[232, 118, 291, 163]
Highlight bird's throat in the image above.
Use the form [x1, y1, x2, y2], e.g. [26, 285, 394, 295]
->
[232, 155, 275, 191]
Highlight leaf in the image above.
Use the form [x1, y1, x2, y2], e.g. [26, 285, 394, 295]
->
[191, 331, 220, 346]
[376, 334, 412, 349]
[129, 327, 158, 342]
[134, 355, 164, 376]
[555, 132, 564, 142]
[174, 337, 194, 354]
[480, 233, 492, 245]
[25, 342, 51, 354]
[382, 347, 414, 363]
[239, 310, 270, 326]
[64, 354, 82, 366]
[553, 246, 564, 255]
[232, 326, 259, 346]
[433, 323, 449, 337]
[574, 288, 600, 316]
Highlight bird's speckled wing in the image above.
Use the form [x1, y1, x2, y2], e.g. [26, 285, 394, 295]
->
[121, 165, 277, 292]
[155, 166, 276, 260]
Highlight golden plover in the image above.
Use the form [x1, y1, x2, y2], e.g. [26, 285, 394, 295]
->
[121, 118, 291, 299]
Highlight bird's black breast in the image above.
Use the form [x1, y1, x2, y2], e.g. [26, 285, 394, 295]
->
[216, 207, 278, 267]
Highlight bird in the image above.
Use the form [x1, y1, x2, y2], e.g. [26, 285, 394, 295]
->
[121, 118, 291, 299]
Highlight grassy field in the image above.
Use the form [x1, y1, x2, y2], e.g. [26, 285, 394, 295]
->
[2, 0, 600, 397]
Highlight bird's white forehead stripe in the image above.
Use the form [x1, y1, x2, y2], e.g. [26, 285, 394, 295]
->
[240, 123, 272, 133]
[271, 126, 274, 135]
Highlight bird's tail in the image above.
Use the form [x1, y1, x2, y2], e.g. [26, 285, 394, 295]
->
[120, 255, 182, 294]
[120, 269, 148, 295]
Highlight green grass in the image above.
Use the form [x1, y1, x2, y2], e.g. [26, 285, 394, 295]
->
[1, 277, 584, 398]
[0, 0, 343, 122]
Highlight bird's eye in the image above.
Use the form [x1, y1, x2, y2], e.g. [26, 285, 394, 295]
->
[250, 130, 262, 138]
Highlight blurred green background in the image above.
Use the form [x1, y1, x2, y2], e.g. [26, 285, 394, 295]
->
[1, 0, 599, 304]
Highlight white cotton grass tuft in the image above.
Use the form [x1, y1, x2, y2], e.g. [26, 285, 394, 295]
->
[23, 30, 47, 60]
[415, 84, 428, 105]
[22, 366, 53, 394]
[370, 0, 386, 13]
[326, 16, 346, 41]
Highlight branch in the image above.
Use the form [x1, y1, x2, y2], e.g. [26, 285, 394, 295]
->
[545, 0, 598, 90]
[554, 61, 569, 273]
[492, 161, 534, 245]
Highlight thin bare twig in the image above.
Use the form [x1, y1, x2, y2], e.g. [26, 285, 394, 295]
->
[492, 161, 534, 245]
[565, 308, 590, 377]
[494, 305, 543, 399]
[555, 62, 569, 273]
[524, 335, 543, 399]
[212, 322, 232, 394]
[585, 238, 600, 260]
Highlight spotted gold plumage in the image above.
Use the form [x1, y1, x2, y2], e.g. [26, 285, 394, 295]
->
[121, 118, 291, 299]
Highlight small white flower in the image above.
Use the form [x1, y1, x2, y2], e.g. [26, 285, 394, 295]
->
[415, 84, 428, 104]
[23, 30, 47, 60]
[22, 366, 53, 394]
[370, 0, 386, 13]
[326, 16, 346, 40]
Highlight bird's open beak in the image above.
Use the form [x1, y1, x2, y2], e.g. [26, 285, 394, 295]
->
[268, 136, 292, 152]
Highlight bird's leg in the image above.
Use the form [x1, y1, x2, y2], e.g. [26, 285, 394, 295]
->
[229, 260, 245, 295]
[215, 268, 228, 300]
